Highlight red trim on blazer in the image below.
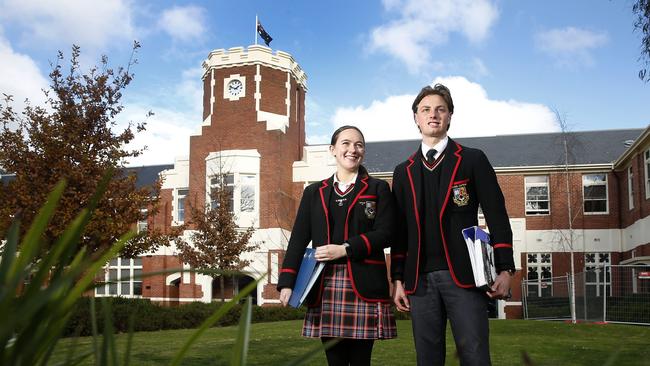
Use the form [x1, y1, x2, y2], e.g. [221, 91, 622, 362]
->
[453, 178, 469, 185]
[319, 179, 331, 244]
[346, 260, 391, 303]
[494, 243, 513, 249]
[439, 142, 473, 289]
[280, 268, 296, 274]
[363, 259, 385, 265]
[360, 234, 372, 256]
[359, 195, 377, 199]
[405, 153, 422, 294]
[344, 176, 369, 240]
[391, 253, 406, 259]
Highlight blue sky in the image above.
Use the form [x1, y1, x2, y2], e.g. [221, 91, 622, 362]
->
[1, 0, 648, 166]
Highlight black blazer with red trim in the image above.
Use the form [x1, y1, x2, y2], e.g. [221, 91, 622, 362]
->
[390, 138, 514, 294]
[277, 172, 395, 303]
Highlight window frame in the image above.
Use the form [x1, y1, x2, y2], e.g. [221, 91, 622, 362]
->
[525, 175, 550, 216]
[582, 173, 609, 215]
[176, 188, 189, 224]
[584, 252, 611, 297]
[526, 252, 553, 297]
[95, 257, 143, 298]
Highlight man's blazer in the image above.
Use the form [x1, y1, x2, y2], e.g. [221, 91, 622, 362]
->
[391, 138, 514, 294]
[278, 171, 395, 304]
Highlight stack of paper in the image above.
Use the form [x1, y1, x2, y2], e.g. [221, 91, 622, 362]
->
[462, 226, 496, 292]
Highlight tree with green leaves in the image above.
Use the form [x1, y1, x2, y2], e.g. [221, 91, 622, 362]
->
[0, 43, 175, 259]
[175, 173, 257, 302]
[633, 0, 650, 81]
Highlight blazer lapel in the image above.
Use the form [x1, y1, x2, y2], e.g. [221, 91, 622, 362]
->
[438, 138, 463, 217]
[344, 174, 369, 240]
[406, 148, 423, 213]
[318, 176, 334, 244]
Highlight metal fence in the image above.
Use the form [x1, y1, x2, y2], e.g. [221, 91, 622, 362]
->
[522, 265, 650, 325]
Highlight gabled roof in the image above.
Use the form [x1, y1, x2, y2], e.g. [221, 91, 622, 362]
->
[362, 128, 645, 173]
[124, 164, 174, 188]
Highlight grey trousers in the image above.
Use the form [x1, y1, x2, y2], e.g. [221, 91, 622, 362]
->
[409, 270, 491, 366]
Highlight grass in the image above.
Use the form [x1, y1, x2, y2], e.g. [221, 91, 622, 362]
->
[49, 319, 650, 365]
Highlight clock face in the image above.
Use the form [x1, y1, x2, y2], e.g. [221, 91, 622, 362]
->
[228, 79, 243, 96]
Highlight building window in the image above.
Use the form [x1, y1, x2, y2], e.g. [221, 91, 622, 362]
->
[525, 176, 550, 215]
[584, 252, 610, 297]
[526, 253, 552, 297]
[240, 174, 256, 212]
[177, 188, 189, 223]
[628, 166, 634, 210]
[583, 174, 608, 214]
[136, 209, 148, 234]
[96, 257, 143, 297]
[643, 149, 650, 199]
[210, 174, 235, 211]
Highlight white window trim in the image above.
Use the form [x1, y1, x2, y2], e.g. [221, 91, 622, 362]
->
[584, 252, 611, 297]
[526, 252, 553, 297]
[524, 175, 550, 216]
[95, 257, 143, 298]
[173, 188, 189, 225]
[582, 173, 609, 215]
[628, 166, 635, 210]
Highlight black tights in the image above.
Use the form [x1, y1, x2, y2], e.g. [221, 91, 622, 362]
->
[321, 337, 375, 366]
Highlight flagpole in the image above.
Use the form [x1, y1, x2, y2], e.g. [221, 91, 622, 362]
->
[255, 14, 258, 45]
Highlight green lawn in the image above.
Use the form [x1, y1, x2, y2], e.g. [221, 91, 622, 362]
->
[51, 319, 650, 365]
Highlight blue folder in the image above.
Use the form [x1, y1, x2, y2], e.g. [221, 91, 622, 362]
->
[288, 248, 325, 308]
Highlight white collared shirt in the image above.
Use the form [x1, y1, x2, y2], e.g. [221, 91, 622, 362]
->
[421, 136, 449, 160]
[334, 172, 358, 192]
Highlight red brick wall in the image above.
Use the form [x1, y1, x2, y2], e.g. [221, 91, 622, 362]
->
[500, 171, 620, 231]
[187, 64, 305, 231]
[142, 255, 203, 301]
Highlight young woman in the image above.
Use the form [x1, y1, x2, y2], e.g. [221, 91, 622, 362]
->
[278, 125, 397, 366]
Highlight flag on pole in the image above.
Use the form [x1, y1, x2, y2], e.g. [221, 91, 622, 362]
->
[257, 20, 273, 46]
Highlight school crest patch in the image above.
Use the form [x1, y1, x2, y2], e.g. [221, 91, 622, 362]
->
[363, 201, 377, 219]
[452, 184, 470, 207]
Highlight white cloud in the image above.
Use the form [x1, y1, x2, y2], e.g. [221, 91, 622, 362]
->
[331, 76, 559, 142]
[535, 27, 609, 67]
[119, 104, 195, 166]
[158, 6, 207, 42]
[0, 31, 49, 112]
[121, 67, 203, 166]
[0, 0, 135, 51]
[369, 0, 499, 73]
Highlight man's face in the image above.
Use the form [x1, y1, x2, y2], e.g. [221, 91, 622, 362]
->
[414, 94, 451, 139]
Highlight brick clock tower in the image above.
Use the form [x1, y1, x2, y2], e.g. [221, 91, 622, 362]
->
[146, 45, 308, 305]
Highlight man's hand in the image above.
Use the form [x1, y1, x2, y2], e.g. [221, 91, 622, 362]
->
[393, 280, 410, 312]
[315, 244, 346, 261]
[487, 271, 512, 300]
[280, 288, 292, 307]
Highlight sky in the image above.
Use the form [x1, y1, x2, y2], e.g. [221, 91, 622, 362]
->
[0, 0, 649, 166]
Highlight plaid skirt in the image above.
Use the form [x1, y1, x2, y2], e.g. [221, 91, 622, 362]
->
[302, 263, 397, 340]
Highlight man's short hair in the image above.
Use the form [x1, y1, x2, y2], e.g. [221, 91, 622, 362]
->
[411, 84, 454, 114]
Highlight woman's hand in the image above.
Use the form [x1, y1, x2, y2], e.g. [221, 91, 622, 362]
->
[315, 244, 347, 261]
[279, 288, 292, 307]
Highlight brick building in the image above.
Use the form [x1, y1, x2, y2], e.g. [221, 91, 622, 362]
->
[92, 45, 650, 319]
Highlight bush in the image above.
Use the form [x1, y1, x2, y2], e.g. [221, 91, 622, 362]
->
[63, 297, 307, 336]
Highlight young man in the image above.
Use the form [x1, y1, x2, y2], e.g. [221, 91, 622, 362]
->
[391, 84, 515, 365]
